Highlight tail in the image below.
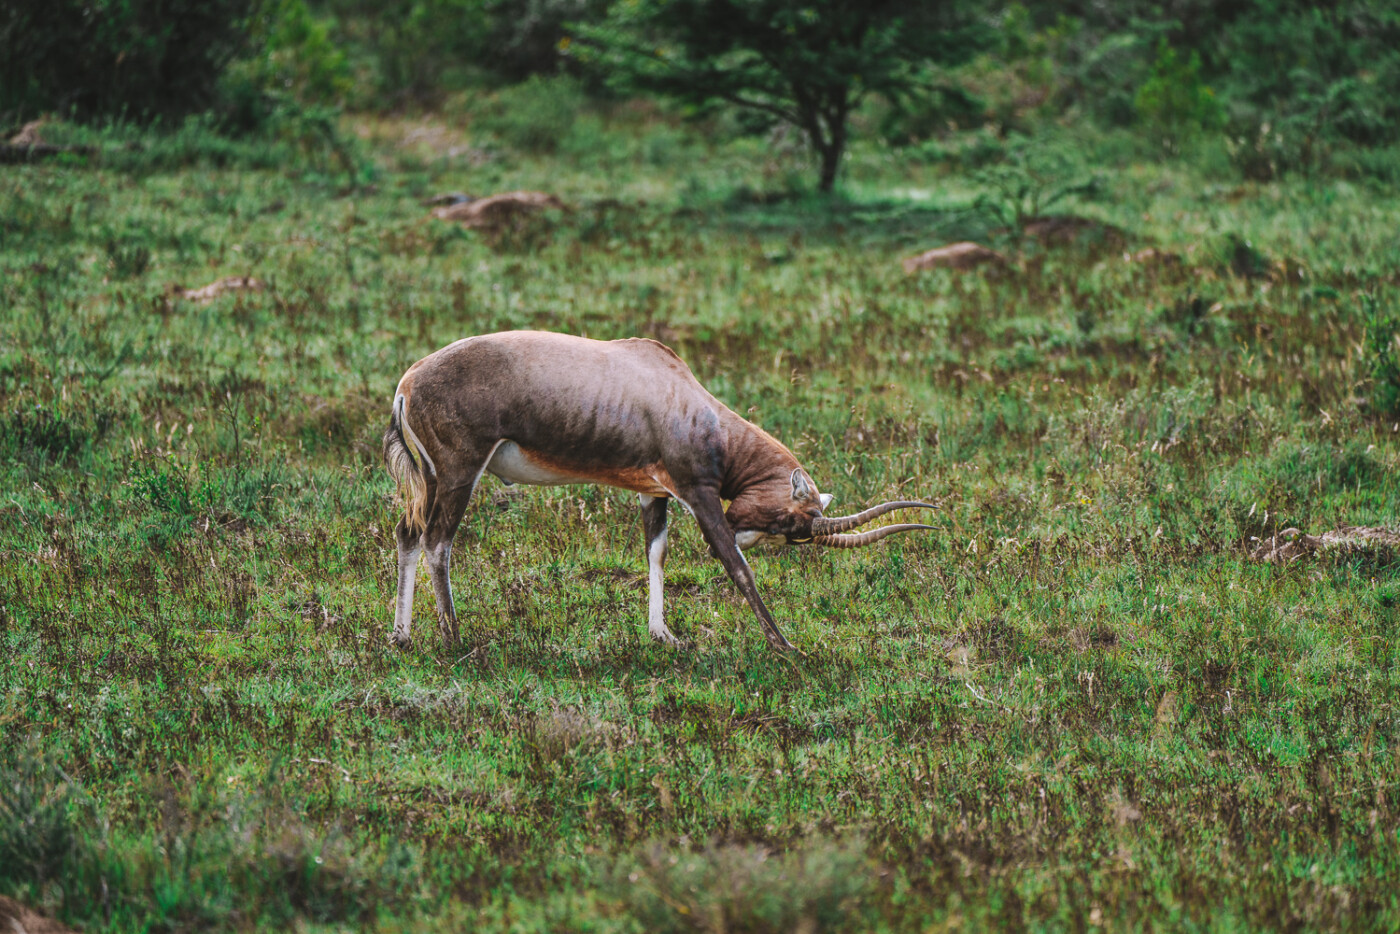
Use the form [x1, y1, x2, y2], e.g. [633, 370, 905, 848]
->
[384, 392, 431, 535]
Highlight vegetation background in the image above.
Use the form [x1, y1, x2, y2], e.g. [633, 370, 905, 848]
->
[2, 0, 1399, 930]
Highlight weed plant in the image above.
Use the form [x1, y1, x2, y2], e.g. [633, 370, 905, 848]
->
[0, 114, 1398, 931]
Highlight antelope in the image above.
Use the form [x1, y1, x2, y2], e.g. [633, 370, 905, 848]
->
[384, 330, 936, 651]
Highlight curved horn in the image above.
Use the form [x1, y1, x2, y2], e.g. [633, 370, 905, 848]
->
[812, 523, 936, 549]
[811, 500, 938, 535]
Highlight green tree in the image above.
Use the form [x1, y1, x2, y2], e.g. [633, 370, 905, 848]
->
[574, 0, 988, 193]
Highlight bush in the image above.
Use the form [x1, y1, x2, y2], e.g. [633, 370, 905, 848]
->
[972, 139, 1103, 231]
[472, 75, 587, 153]
[1134, 40, 1224, 153]
[480, 0, 609, 82]
[0, 0, 255, 125]
[219, 0, 352, 128]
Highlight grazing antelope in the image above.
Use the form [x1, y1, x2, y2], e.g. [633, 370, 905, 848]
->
[384, 330, 935, 651]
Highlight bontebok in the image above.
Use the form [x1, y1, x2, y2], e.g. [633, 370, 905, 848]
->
[384, 330, 936, 651]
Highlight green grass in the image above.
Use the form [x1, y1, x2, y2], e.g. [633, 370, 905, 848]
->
[1, 112, 1398, 932]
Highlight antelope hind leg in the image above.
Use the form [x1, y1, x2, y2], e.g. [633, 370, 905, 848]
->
[639, 494, 681, 645]
[392, 516, 424, 646]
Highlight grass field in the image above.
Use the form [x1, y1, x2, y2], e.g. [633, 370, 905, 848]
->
[2, 112, 1399, 931]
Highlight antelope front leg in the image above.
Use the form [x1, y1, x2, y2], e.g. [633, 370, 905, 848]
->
[685, 489, 795, 652]
[639, 494, 680, 645]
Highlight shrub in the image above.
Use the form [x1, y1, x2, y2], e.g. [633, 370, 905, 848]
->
[480, 0, 609, 81]
[472, 75, 586, 154]
[0, 0, 255, 125]
[1134, 40, 1224, 153]
[972, 140, 1103, 231]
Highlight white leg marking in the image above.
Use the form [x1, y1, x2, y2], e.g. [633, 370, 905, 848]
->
[647, 527, 679, 644]
[393, 538, 423, 644]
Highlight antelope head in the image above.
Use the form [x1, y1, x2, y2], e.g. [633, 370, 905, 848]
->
[729, 468, 937, 550]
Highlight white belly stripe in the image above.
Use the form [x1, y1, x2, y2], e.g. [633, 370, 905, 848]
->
[485, 441, 575, 486]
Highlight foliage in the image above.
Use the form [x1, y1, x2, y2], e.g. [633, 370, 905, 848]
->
[0, 0, 256, 126]
[997, 0, 1400, 168]
[972, 139, 1103, 231]
[221, 0, 353, 124]
[479, 0, 612, 81]
[315, 0, 606, 107]
[878, 80, 986, 146]
[471, 75, 588, 153]
[1133, 40, 1224, 152]
[573, 0, 991, 192]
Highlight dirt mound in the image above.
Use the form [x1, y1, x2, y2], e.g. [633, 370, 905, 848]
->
[1250, 526, 1400, 564]
[10, 118, 48, 146]
[902, 242, 1007, 274]
[1020, 214, 1128, 249]
[431, 190, 570, 230]
[0, 895, 78, 934]
[171, 276, 265, 303]
[1125, 247, 1182, 267]
[0, 117, 95, 164]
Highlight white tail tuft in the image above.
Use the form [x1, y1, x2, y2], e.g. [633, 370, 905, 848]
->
[384, 394, 430, 535]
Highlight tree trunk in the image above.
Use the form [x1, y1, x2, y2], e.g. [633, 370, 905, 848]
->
[812, 107, 847, 194]
[817, 142, 840, 193]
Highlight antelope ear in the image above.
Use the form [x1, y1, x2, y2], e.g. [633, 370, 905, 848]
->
[819, 492, 834, 510]
[790, 468, 816, 503]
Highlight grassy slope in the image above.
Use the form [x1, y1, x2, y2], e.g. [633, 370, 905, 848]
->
[1, 117, 1399, 931]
